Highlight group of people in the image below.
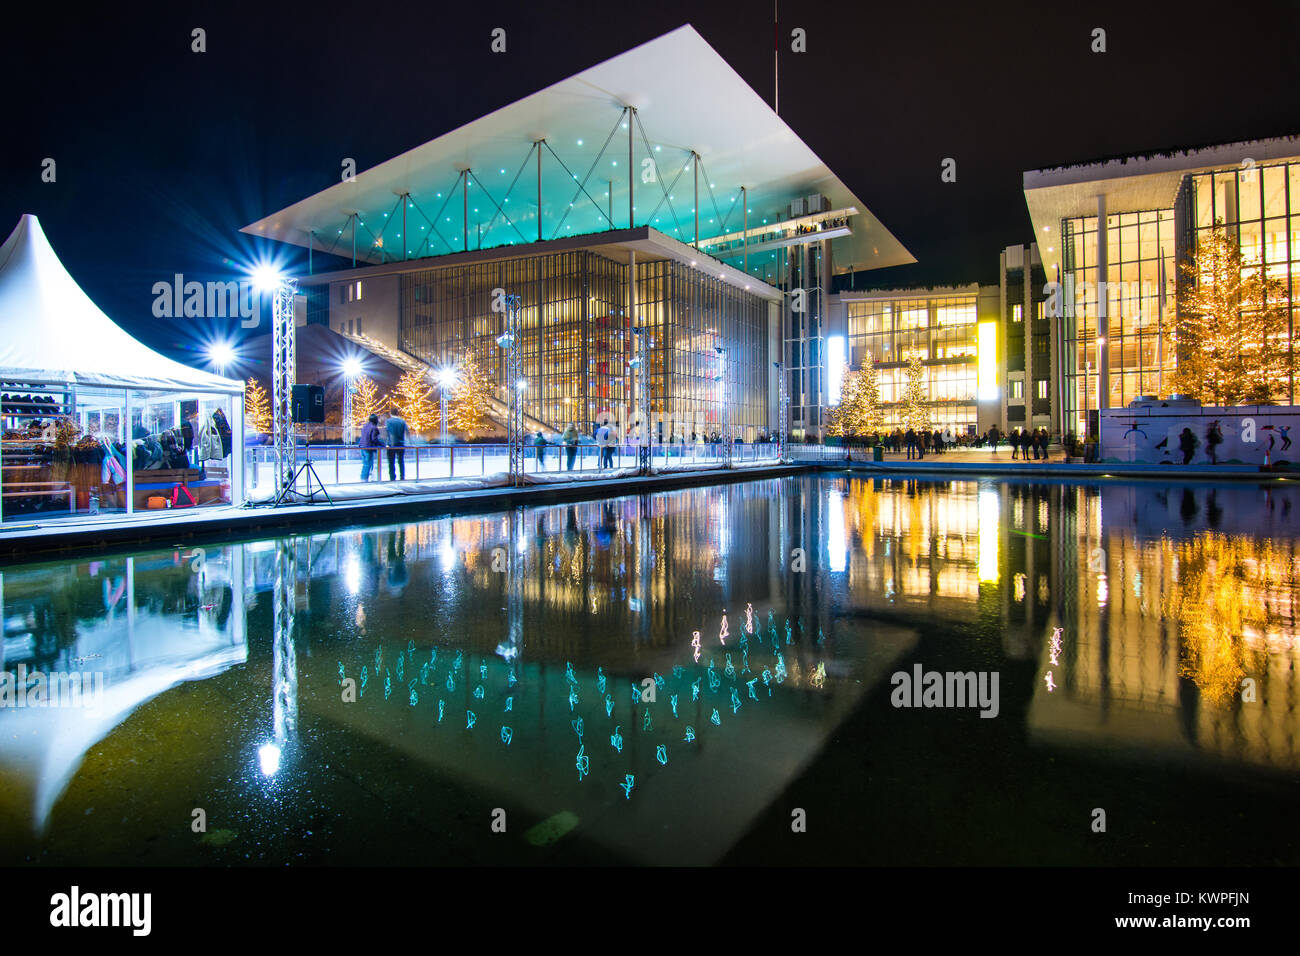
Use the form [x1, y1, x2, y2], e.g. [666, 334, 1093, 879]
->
[357, 408, 408, 481]
[1003, 428, 1052, 460]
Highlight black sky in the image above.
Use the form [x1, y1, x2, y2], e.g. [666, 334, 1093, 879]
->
[3, 0, 1298, 367]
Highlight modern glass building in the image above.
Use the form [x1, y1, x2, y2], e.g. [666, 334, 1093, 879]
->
[835, 287, 986, 432]
[243, 26, 912, 442]
[1024, 137, 1300, 437]
[396, 249, 770, 441]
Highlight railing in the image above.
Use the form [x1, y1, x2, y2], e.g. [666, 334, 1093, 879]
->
[245, 440, 784, 490]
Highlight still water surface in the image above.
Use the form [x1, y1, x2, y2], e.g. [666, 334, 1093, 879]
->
[2, 475, 1298, 864]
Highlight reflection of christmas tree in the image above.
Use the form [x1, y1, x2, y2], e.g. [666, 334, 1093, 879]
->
[392, 369, 435, 434]
[245, 378, 272, 433]
[1173, 219, 1293, 404]
[1163, 533, 1279, 704]
[901, 352, 930, 431]
[350, 375, 389, 428]
[449, 351, 494, 438]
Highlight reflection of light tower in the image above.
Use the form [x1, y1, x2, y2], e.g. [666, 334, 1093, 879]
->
[261, 537, 298, 778]
[253, 266, 298, 498]
[714, 346, 731, 468]
[497, 294, 525, 485]
[437, 366, 457, 443]
[342, 357, 362, 444]
[774, 360, 788, 461]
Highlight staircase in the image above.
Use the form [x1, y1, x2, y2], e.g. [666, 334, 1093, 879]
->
[337, 329, 555, 434]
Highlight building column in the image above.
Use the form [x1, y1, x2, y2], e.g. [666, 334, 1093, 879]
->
[1097, 194, 1109, 413]
[1024, 252, 1034, 427]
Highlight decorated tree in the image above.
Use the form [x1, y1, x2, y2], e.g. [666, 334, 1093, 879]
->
[448, 351, 495, 438]
[901, 351, 931, 431]
[350, 374, 390, 429]
[245, 378, 272, 433]
[825, 361, 855, 437]
[854, 355, 883, 435]
[392, 368, 436, 434]
[826, 355, 883, 438]
[1172, 219, 1292, 404]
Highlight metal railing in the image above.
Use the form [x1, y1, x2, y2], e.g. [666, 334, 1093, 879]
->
[245, 440, 784, 490]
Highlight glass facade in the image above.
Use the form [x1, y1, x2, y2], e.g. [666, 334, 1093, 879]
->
[1059, 159, 1300, 435]
[1060, 209, 1177, 435]
[1189, 161, 1300, 402]
[844, 293, 980, 431]
[398, 250, 770, 441]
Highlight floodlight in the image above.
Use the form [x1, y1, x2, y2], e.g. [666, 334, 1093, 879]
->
[250, 264, 285, 292]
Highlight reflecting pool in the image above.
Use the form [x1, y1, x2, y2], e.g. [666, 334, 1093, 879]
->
[2, 475, 1299, 865]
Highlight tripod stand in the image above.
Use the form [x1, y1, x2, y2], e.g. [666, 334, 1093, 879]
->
[273, 459, 334, 507]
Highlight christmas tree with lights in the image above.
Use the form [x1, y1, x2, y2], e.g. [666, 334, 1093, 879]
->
[392, 368, 436, 434]
[1172, 219, 1292, 405]
[245, 377, 272, 433]
[901, 351, 930, 431]
[448, 351, 495, 438]
[350, 374, 389, 429]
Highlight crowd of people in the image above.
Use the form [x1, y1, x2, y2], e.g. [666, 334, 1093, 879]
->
[840, 426, 1056, 461]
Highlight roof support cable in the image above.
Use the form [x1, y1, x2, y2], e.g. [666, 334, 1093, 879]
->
[632, 110, 687, 239]
[475, 144, 533, 246]
[546, 108, 628, 239]
[409, 170, 466, 258]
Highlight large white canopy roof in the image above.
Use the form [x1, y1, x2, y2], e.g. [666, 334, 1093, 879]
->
[243, 24, 913, 276]
[0, 215, 242, 393]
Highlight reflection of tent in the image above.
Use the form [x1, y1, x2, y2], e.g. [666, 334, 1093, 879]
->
[0, 214, 241, 391]
[0, 549, 247, 833]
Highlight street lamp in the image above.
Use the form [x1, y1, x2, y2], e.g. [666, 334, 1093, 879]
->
[714, 346, 730, 468]
[207, 341, 235, 377]
[497, 294, 525, 485]
[1095, 335, 1106, 459]
[341, 357, 362, 444]
[437, 366, 458, 443]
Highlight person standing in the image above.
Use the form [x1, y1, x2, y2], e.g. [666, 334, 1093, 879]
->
[1179, 427, 1198, 465]
[385, 407, 407, 480]
[1205, 420, 1223, 465]
[562, 422, 579, 471]
[596, 421, 612, 469]
[359, 413, 382, 481]
[533, 430, 547, 470]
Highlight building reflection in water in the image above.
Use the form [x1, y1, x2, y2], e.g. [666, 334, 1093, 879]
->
[812, 475, 1300, 773]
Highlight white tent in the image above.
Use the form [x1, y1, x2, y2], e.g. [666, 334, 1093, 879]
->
[0, 214, 241, 392]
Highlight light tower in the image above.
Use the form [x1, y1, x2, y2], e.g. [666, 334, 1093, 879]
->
[253, 266, 299, 499]
[774, 360, 789, 461]
[497, 294, 525, 485]
[714, 346, 731, 468]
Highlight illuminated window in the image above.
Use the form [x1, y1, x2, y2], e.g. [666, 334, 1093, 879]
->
[1036, 379, 1048, 400]
[1012, 304, 1023, 322]
[1011, 380, 1024, 399]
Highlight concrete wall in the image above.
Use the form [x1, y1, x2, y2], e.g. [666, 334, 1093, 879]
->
[1101, 401, 1300, 465]
[328, 275, 402, 350]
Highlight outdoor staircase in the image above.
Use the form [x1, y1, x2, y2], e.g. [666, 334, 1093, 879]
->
[337, 329, 555, 434]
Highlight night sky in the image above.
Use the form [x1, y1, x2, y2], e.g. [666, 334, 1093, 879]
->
[4, 0, 1298, 368]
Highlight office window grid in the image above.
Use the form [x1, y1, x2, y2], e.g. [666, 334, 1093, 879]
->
[845, 294, 979, 430]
